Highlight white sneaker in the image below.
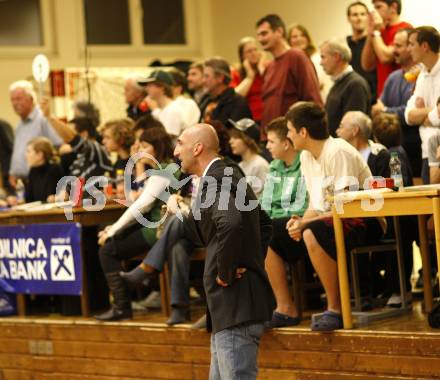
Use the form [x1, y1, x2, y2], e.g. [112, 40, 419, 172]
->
[131, 300, 148, 311]
[386, 292, 412, 308]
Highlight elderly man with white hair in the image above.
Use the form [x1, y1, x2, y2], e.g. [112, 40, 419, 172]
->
[336, 110, 390, 178]
[320, 38, 371, 136]
[9, 80, 62, 187]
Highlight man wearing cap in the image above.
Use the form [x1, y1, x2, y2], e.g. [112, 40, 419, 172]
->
[229, 118, 269, 197]
[202, 57, 252, 126]
[140, 70, 186, 139]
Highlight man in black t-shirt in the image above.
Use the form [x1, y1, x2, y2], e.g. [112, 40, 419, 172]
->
[346, 1, 378, 104]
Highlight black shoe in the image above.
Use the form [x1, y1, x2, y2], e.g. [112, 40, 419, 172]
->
[94, 272, 132, 322]
[94, 307, 132, 321]
[166, 307, 190, 326]
[265, 311, 301, 329]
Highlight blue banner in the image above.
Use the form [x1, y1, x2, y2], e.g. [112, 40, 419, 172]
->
[0, 223, 82, 295]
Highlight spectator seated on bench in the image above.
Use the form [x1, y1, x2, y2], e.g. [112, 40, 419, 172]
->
[95, 127, 180, 322]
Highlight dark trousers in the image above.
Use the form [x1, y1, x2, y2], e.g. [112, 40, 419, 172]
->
[143, 215, 203, 306]
[99, 225, 151, 274]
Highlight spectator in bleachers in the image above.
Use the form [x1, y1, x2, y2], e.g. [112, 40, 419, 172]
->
[40, 99, 113, 181]
[256, 14, 322, 140]
[0, 119, 14, 195]
[285, 102, 384, 331]
[132, 114, 166, 142]
[405, 26, 440, 184]
[140, 70, 185, 140]
[288, 24, 332, 101]
[321, 39, 371, 136]
[56, 101, 102, 170]
[124, 77, 149, 121]
[336, 111, 390, 178]
[372, 112, 416, 307]
[337, 111, 391, 303]
[228, 119, 269, 197]
[420, 100, 440, 289]
[187, 61, 209, 107]
[24, 137, 63, 203]
[72, 101, 101, 127]
[9, 80, 62, 187]
[371, 28, 421, 177]
[262, 117, 309, 328]
[201, 57, 252, 126]
[169, 69, 201, 129]
[98, 118, 134, 173]
[372, 113, 414, 185]
[130, 115, 167, 193]
[210, 120, 234, 159]
[361, 0, 412, 96]
[346, 1, 378, 103]
[235, 37, 268, 125]
[426, 112, 440, 184]
[95, 127, 179, 321]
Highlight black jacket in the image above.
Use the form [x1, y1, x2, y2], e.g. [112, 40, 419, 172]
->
[208, 87, 253, 126]
[188, 159, 275, 333]
[126, 104, 150, 121]
[367, 142, 391, 179]
[25, 162, 64, 203]
[0, 119, 14, 194]
[325, 71, 371, 136]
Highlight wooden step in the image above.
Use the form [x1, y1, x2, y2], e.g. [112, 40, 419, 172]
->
[1, 318, 440, 379]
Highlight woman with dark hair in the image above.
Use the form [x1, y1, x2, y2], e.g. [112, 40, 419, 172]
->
[235, 37, 269, 124]
[209, 120, 233, 158]
[95, 127, 180, 321]
[287, 24, 331, 101]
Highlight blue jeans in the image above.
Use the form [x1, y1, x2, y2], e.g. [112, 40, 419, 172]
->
[144, 215, 201, 306]
[209, 323, 265, 380]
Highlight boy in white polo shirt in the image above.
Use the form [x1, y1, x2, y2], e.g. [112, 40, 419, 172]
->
[285, 101, 384, 331]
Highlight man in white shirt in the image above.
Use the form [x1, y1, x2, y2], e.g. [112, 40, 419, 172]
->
[405, 26, 440, 184]
[284, 101, 383, 331]
[140, 70, 186, 139]
[169, 69, 201, 129]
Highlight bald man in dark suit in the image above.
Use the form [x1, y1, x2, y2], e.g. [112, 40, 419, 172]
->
[174, 124, 275, 380]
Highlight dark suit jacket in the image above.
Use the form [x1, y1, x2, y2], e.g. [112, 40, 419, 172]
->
[210, 88, 253, 127]
[188, 159, 275, 333]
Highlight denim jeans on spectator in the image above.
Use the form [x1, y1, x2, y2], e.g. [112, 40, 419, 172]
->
[143, 215, 201, 306]
[168, 238, 194, 305]
[143, 215, 184, 272]
[209, 323, 265, 380]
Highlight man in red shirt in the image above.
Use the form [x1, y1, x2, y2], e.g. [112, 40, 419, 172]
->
[256, 14, 322, 140]
[361, 0, 411, 96]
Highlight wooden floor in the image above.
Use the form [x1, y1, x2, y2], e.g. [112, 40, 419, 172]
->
[1, 302, 440, 380]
